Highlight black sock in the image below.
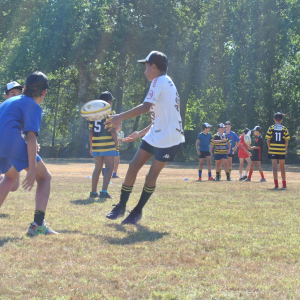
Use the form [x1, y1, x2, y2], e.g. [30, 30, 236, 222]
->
[119, 184, 133, 207]
[34, 210, 45, 226]
[133, 185, 156, 214]
[226, 172, 230, 179]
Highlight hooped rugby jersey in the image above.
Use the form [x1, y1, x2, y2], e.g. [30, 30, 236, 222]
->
[212, 133, 229, 154]
[89, 113, 116, 153]
[143, 75, 185, 148]
[265, 124, 290, 155]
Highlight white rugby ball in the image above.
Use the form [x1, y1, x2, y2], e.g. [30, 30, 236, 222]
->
[244, 135, 251, 146]
[81, 100, 111, 121]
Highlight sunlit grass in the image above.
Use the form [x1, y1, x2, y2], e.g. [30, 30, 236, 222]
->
[1, 159, 300, 299]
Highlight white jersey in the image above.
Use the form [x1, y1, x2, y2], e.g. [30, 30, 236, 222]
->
[143, 75, 185, 148]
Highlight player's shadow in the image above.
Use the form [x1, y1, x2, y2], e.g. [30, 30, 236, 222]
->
[70, 198, 107, 205]
[0, 237, 23, 247]
[103, 223, 169, 245]
[0, 213, 10, 219]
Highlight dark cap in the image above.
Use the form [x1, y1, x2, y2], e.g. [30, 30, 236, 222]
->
[252, 126, 262, 132]
[224, 121, 231, 126]
[25, 72, 49, 90]
[218, 123, 225, 128]
[274, 112, 283, 120]
[99, 91, 114, 102]
[5, 81, 23, 94]
[137, 51, 168, 66]
[202, 122, 212, 129]
[244, 128, 251, 135]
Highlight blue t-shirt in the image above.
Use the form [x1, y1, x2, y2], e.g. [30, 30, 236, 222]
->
[225, 130, 240, 154]
[197, 132, 213, 152]
[0, 95, 42, 158]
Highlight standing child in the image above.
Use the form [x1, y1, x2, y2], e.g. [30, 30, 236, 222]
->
[244, 126, 266, 182]
[105, 51, 185, 224]
[238, 128, 252, 181]
[210, 123, 232, 181]
[195, 123, 214, 181]
[265, 112, 290, 189]
[89, 91, 118, 199]
[112, 123, 124, 179]
[0, 72, 58, 235]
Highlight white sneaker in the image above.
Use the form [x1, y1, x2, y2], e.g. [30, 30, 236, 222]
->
[27, 220, 59, 236]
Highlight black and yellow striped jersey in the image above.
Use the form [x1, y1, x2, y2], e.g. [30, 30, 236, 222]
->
[211, 133, 229, 154]
[265, 124, 290, 155]
[89, 115, 116, 153]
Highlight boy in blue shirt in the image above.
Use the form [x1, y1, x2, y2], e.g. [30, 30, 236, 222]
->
[0, 72, 58, 236]
[195, 123, 214, 181]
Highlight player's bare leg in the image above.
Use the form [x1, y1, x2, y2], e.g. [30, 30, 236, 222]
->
[206, 156, 212, 173]
[222, 158, 229, 173]
[228, 156, 233, 170]
[199, 158, 205, 171]
[113, 156, 120, 174]
[271, 159, 278, 180]
[0, 166, 19, 208]
[256, 161, 262, 173]
[124, 148, 154, 187]
[245, 157, 252, 173]
[102, 156, 114, 191]
[239, 158, 244, 174]
[145, 159, 167, 187]
[92, 156, 103, 193]
[279, 159, 286, 181]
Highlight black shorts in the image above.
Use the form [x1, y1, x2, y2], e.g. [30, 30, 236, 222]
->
[228, 154, 234, 158]
[199, 151, 211, 158]
[252, 154, 262, 162]
[140, 140, 181, 162]
[268, 154, 286, 160]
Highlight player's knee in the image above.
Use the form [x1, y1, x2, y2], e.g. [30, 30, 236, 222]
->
[10, 181, 20, 192]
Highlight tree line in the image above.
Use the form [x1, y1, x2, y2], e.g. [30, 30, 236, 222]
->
[1, 0, 299, 159]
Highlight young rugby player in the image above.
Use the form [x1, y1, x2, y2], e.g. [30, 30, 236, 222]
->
[244, 126, 266, 182]
[224, 121, 240, 175]
[112, 123, 124, 179]
[89, 91, 118, 199]
[238, 129, 252, 181]
[0, 72, 58, 235]
[210, 123, 232, 181]
[105, 51, 185, 224]
[265, 112, 290, 189]
[195, 123, 214, 181]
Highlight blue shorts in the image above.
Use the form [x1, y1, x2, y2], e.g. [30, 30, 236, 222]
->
[0, 154, 42, 174]
[92, 150, 118, 157]
[140, 140, 181, 162]
[115, 151, 120, 157]
[214, 153, 228, 160]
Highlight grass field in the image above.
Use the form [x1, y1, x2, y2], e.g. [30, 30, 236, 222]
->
[1, 159, 300, 300]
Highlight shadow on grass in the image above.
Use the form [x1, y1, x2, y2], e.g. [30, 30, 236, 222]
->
[70, 198, 107, 205]
[0, 213, 10, 219]
[0, 237, 23, 247]
[103, 223, 169, 245]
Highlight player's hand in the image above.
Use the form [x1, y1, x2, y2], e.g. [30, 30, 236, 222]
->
[22, 169, 36, 191]
[104, 114, 122, 131]
[197, 150, 201, 156]
[248, 152, 252, 157]
[122, 132, 140, 143]
[222, 138, 227, 142]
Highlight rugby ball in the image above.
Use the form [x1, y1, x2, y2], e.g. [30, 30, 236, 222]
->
[244, 135, 251, 146]
[81, 100, 111, 121]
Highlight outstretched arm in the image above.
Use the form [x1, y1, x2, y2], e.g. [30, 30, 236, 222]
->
[122, 124, 152, 143]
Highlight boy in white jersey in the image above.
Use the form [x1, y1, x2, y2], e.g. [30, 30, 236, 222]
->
[105, 51, 185, 224]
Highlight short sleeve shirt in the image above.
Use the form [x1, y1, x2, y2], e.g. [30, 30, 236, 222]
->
[238, 135, 249, 157]
[265, 124, 290, 155]
[226, 130, 240, 154]
[212, 132, 229, 154]
[0, 95, 42, 158]
[143, 75, 185, 148]
[197, 132, 213, 152]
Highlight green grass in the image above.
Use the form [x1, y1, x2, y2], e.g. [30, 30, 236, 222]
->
[1, 159, 300, 299]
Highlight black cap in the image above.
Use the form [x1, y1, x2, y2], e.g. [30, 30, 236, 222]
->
[218, 123, 225, 128]
[244, 128, 251, 135]
[99, 91, 114, 102]
[274, 112, 283, 120]
[5, 81, 23, 94]
[137, 51, 168, 66]
[252, 126, 262, 132]
[224, 121, 231, 126]
[25, 72, 49, 90]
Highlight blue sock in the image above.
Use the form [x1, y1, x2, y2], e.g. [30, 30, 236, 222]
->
[199, 170, 202, 178]
[113, 172, 117, 177]
[101, 190, 107, 194]
[208, 172, 212, 178]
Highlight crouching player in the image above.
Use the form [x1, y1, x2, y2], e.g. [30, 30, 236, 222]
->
[0, 72, 58, 236]
[244, 126, 266, 182]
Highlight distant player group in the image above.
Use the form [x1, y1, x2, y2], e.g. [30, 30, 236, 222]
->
[0, 50, 291, 236]
[196, 114, 290, 188]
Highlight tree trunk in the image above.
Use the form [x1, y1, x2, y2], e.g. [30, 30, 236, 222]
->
[52, 81, 61, 147]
